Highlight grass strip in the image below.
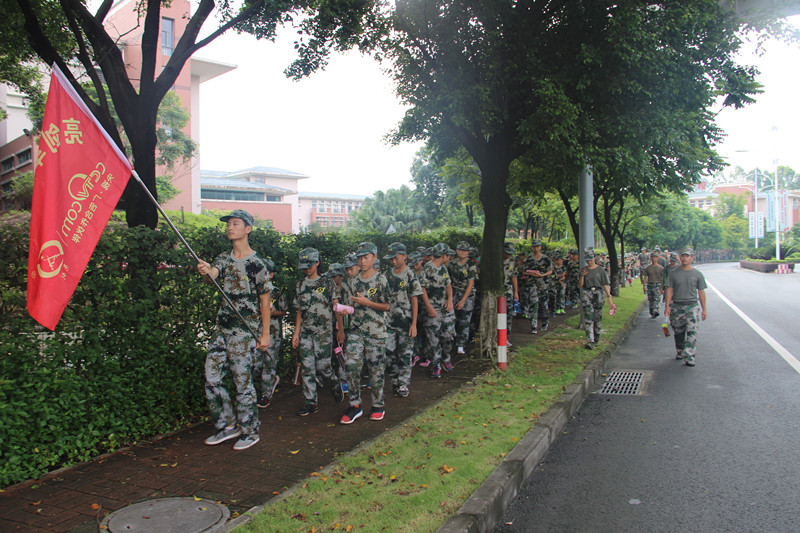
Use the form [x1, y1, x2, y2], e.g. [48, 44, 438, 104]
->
[240, 286, 644, 532]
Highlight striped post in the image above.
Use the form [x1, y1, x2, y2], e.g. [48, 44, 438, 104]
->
[497, 295, 508, 370]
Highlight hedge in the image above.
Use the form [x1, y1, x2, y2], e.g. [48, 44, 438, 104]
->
[0, 211, 480, 487]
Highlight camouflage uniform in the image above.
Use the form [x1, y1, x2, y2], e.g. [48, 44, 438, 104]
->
[643, 260, 664, 317]
[205, 251, 272, 437]
[448, 252, 477, 349]
[665, 260, 707, 365]
[521, 253, 552, 332]
[294, 274, 339, 406]
[580, 254, 609, 345]
[254, 284, 286, 400]
[566, 250, 581, 306]
[385, 257, 423, 394]
[550, 261, 567, 314]
[503, 251, 517, 335]
[341, 268, 390, 409]
[420, 256, 452, 368]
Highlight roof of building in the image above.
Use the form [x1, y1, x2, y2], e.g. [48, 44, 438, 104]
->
[201, 167, 310, 180]
[201, 177, 295, 195]
[299, 192, 369, 200]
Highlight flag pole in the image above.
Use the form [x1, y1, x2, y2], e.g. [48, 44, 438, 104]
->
[130, 170, 261, 344]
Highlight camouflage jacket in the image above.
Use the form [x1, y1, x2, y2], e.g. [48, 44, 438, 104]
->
[448, 259, 477, 294]
[342, 271, 390, 338]
[386, 267, 423, 330]
[294, 275, 339, 336]
[420, 261, 451, 311]
[212, 251, 273, 335]
[522, 254, 553, 292]
[551, 264, 567, 288]
[269, 286, 287, 338]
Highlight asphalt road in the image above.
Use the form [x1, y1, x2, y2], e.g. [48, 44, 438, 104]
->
[495, 262, 800, 533]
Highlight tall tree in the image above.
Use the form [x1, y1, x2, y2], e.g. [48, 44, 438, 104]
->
[4, 0, 373, 227]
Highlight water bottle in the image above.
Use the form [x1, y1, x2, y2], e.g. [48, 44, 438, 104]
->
[609, 304, 616, 316]
[662, 323, 670, 337]
[513, 299, 521, 315]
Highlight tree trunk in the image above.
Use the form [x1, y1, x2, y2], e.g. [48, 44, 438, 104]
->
[478, 294, 498, 359]
[123, 111, 160, 228]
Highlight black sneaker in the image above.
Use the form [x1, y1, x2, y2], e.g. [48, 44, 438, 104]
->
[297, 403, 319, 416]
[541, 323, 549, 331]
[340, 405, 363, 424]
[256, 396, 271, 409]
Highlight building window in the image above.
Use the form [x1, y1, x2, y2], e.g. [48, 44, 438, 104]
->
[2, 157, 14, 173]
[201, 189, 267, 202]
[16, 149, 31, 165]
[161, 18, 174, 56]
[265, 195, 281, 202]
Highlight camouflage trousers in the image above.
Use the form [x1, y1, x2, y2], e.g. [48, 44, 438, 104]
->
[205, 332, 259, 436]
[567, 276, 580, 305]
[423, 309, 454, 366]
[298, 331, 336, 405]
[669, 301, 701, 361]
[386, 326, 414, 390]
[345, 333, 387, 408]
[253, 335, 281, 400]
[505, 291, 514, 335]
[522, 284, 549, 331]
[581, 288, 605, 343]
[646, 283, 662, 316]
[550, 284, 565, 313]
[453, 289, 475, 347]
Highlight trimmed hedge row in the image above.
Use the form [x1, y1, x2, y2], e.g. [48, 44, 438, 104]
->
[0, 211, 480, 487]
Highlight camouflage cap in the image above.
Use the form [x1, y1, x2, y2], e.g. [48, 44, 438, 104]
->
[569, 248, 579, 255]
[503, 242, 515, 254]
[220, 209, 254, 227]
[469, 247, 478, 258]
[263, 258, 275, 273]
[550, 250, 563, 259]
[425, 247, 435, 256]
[407, 252, 423, 266]
[650, 252, 659, 258]
[328, 262, 345, 277]
[456, 240, 471, 251]
[530, 238, 542, 247]
[584, 248, 596, 259]
[383, 242, 407, 259]
[670, 253, 679, 261]
[417, 246, 427, 253]
[654, 245, 661, 251]
[298, 248, 319, 269]
[433, 243, 448, 257]
[446, 247, 456, 256]
[356, 241, 378, 257]
[343, 253, 358, 269]
[680, 247, 694, 256]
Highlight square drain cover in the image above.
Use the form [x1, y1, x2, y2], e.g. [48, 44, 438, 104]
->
[599, 370, 650, 395]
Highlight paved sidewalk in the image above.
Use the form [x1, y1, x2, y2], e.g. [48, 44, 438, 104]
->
[0, 312, 573, 532]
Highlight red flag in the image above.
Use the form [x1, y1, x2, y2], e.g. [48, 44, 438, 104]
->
[27, 64, 132, 330]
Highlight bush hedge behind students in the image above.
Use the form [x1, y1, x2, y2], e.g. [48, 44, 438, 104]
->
[197, 209, 271, 451]
[339, 242, 391, 424]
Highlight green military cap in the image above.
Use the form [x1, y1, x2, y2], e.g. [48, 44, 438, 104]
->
[384, 242, 407, 259]
[408, 252, 423, 266]
[654, 245, 661, 251]
[680, 247, 694, 256]
[298, 248, 319, 269]
[263, 257, 275, 272]
[456, 240, 471, 251]
[220, 209, 254, 227]
[550, 250, 563, 259]
[670, 253, 679, 261]
[328, 262, 345, 277]
[417, 246, 427, 253]
[650, 252, 659, 258]
[433, 243, 448, 257]
[356, 241, 378, 257]
[469, 247, 478, 258]
[569, 248, 579, 255]
[584, 247, 596, 259]
[343, 253, 358, 268]
[446, 246, 456, 256]
[425, 247, 435, 256]
[503, 242, 515, 254]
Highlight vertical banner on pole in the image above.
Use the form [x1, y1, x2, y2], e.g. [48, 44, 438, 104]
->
[748, 212, 756, 239]
[757, 212, 765, 239]
[780, 191, 789, 231]
[766, 194, 776, 232]
[497, 296, 507, 370]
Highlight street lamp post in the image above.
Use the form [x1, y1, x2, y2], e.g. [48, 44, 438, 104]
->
[754, 168, 759, 248]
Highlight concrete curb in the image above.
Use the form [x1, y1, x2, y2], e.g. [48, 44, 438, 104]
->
[437, 298, 646, 533]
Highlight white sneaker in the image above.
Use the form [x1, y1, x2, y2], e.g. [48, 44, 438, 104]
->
[457, 346, 465, 355]
[204, 426, 241, 446]
[232, 434, 260, 451]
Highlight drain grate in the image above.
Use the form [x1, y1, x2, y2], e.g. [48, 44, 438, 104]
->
[599, 371, 644, 395]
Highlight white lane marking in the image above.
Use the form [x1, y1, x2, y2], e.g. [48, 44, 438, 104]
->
[707, 281, 800, 375]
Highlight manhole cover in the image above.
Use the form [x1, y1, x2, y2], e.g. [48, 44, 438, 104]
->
[100, 497, 229, 532]
[598, 370, 651, 395]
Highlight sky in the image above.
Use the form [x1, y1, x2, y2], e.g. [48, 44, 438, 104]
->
[196, 16, 800, 196]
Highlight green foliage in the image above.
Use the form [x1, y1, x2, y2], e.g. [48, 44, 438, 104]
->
[10, 171, 34, 210]
[720, 215, 748, 252]
[0, 212, 481, 487]
[747, 244, 797, 261]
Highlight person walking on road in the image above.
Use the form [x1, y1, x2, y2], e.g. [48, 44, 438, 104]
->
[642, 252, 665, 318]
[664, 248, 707, 367]
[579, 248, 612, 350]
[197, 209, 271, 451]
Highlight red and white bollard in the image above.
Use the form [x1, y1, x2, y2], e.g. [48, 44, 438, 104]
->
[497, 296, 508, 370]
